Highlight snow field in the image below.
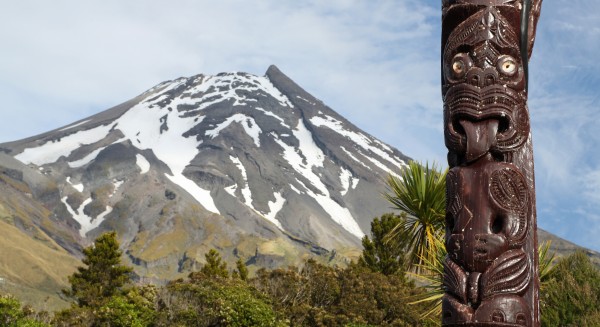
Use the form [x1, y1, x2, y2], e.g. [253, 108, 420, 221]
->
[14, 70, 378, 239]
[116, 102, 219, 214]
[310, 115, 406, 170]
[16, 124, 113, 165]
[274, 120, 364, 238]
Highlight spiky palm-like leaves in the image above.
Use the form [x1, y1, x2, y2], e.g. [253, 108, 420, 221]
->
[408, 236, 447, 321]
[538, 240, 556, 289]
[384, 161, 447, 273]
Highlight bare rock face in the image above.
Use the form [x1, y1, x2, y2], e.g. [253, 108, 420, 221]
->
[0, 65, 410, 281]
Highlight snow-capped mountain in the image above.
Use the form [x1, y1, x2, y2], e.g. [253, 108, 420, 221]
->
[0, 65, 409, 279]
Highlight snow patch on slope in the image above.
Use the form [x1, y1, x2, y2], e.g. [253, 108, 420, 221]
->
[229, 155, 253, 207]
[169, 73, 293, 111]
[68, 147, 105, 168]
[66, 177, 84, 192]
[59, 119, 91, 131]
[310, 115, 406, 171]
[254, 107, 289, 128]
[136, 154, 150, 174]
[360, 150, 401, 178]
[274, 120, 364, 238]
[290, 184, 303, 194]
[61, 196, 108, 237]
[16, 124, 113, 165]
[115, 102, 219, 214]
[339, 167, 358, 196]
[340, 146, 370, 170]
[296, 95, 317, 106]
[206, 114, 261, 147]
[67, 137, 126, 168]
[224, 184, 237, 197]
[264, 192, 285, 229]
[112, 179, 124, 196]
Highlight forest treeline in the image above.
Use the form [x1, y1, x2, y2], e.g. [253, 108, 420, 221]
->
[2, 162, 600, 326]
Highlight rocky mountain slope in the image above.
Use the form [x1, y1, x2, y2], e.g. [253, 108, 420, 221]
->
[0, 65, 410, 281]
[0, 65, 597, 309]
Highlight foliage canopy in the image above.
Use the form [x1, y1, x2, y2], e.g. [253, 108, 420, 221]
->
[63, 231, 133, 308]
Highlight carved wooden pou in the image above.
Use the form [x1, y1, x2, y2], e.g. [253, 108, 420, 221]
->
[441, 0, 542, 326]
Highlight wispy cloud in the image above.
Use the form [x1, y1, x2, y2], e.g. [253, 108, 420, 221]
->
[526, 0, 600, 250]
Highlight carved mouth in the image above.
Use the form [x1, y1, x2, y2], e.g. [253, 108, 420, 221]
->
[474, 247, 494, 264]
[444, 83, 529, 154]
[444, 83, 521, 122]
[475, 248, 487, 255]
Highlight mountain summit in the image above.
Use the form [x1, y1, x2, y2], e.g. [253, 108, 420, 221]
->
[0, 65, 409, 279]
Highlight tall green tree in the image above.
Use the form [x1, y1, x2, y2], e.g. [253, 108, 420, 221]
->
[384, 161, 447, 272]
[63, 231, 133, 307]
[200, 249, 229, 278]
[359, 213, 407, 275]
[235, 257, 249, 281]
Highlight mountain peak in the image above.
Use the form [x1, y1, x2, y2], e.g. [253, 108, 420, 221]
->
[0, 65, 411, 279]
[266, 64, 282, 75]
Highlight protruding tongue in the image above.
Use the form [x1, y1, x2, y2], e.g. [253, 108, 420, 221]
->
[459, 119, 498, 163]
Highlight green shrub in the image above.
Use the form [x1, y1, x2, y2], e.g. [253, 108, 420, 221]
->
[157, 276, 282, 326]
[541, 251, 600, 326]
[0, 294, 49, 326]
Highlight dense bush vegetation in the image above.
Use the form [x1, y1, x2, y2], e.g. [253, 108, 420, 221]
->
[541, 251, 600, 326]
[2, 229, 600, 326]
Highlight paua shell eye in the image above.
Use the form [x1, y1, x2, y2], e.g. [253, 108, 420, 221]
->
[497, 55, 518, 76]
[451, 53, 472, 78]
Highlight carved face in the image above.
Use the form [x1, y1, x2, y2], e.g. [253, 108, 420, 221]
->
[442, 6, 530, 165]
[442, 294, 473, 325]
[445, 157, 529, 272]
[473, 295, 531, 325]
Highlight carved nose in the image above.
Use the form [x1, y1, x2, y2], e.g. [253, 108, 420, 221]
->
[459, 119, 498, 163]
[466, 68, 499, 88]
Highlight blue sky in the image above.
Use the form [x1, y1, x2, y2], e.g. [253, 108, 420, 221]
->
[1, 1, 599, 251]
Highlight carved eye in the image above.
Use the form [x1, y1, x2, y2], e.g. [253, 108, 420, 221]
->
[451, 53, 472, 78]
[453, 61, 465, 75]
[492, 310, 505, 322]
[516, 313, 527, 325]
[497, 55, 517, 76]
